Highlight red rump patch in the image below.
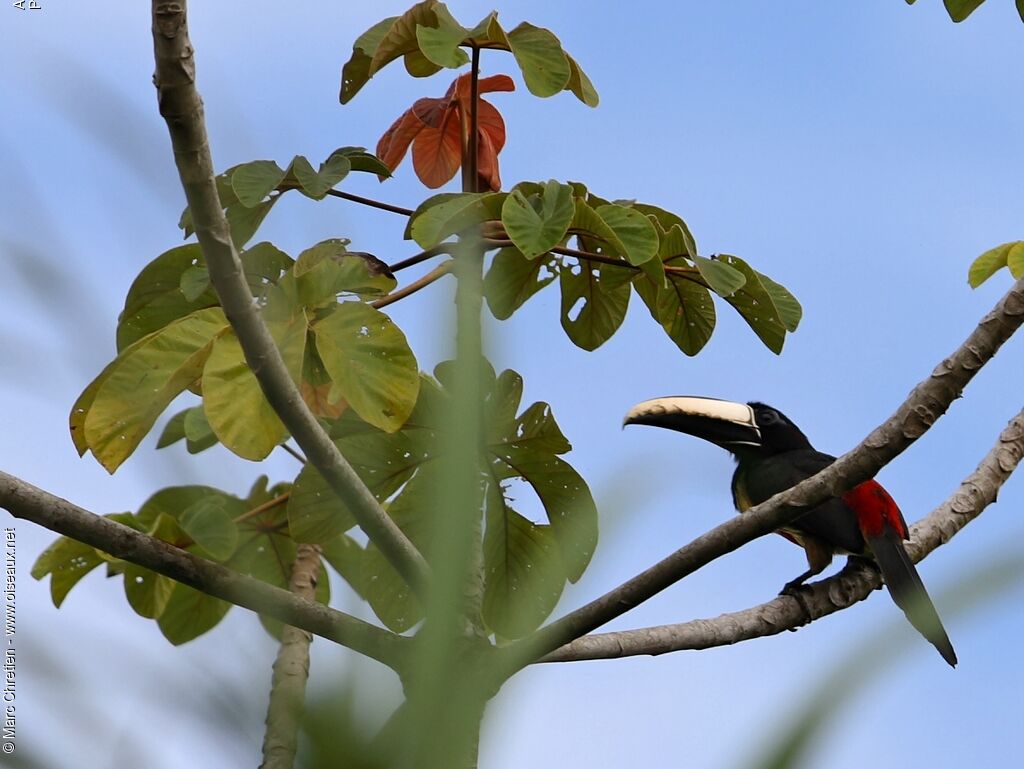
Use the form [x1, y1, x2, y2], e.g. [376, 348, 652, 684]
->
[842, 480, 908, 539]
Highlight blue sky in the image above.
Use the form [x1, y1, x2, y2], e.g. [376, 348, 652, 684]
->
[2, 1, 1023, 767]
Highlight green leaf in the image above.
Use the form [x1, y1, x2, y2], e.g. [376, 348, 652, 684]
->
[407, 192, 505, 249]
[1009, 242, 1024, 278]
[183, 405, 215, 444]
[226, 198, 278, 249]
[330, 146, 393, 177]
[492, 448, 598, 582]
[320, 534, 368, 599]
[565, 53, 599, 107]
[415, 3, 470, 68]
[692, 255, 746, 297]
[295, 240, 396, 304]
[31, 536, 103, 607]
[968, 241, 1024, 287]
[231, 160, 287, 207]
[633, 271, 716, 356]
[559, 263, 631, 351]
[123, 564, 175, 619]
[157, 407, 218, 453]
[482, 503, 565, 638]
[1018, 0, 1024, 24]
[287, 464, 358, 544]
[312, 303, 420, 432]
[506, 22, 571, 98]
[501, 181, 575, 259]
[759, 272, 802, 332]
[180, 265, 210, 302]
[156, 409, 188, 449]
[944, 0, 986, 22]
[116, 244, 218, 351]
[404, 48, 444, 77]
[341, 15, 399, 103]
[179, 495, 240, 561]
[594, 204, 659, 266]
[83, 308, 229, 472]
[484, 247, 558, 319]
[290, 154, 352, 200]
[362, 470, 433, 632]
[719, 255, 788, 354]
[202, 318, 305, 461]
[136, 485, 242, 529]
[636, 203, 698, 258]
[157, 582, 231, 645]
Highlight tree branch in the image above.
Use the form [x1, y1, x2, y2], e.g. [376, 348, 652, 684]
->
[0, 471, 408, 669]
[150, 1, 429, 596]
[496, 275, 1024, 675]
[260, 543, 321, 769]
[540, 407, 1024, 662]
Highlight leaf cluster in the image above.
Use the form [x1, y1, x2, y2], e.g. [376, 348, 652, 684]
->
[409, 181, 801, 354]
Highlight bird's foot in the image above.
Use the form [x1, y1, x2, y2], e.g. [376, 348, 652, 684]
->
[779, 581, 813, 627]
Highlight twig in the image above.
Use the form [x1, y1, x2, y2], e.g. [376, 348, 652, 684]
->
[371, 261, 454, 310]
[260, 543, 322, 769]
[325, 188, 414, 216]
[151, 1, 430, 597]
[495, 274, 1024, 675]
[539, 407, 1024, 662]
[0, 470, 408, 669]
[389, 245, 452, 273]
[234, 492, 290, 526]
[281, 443, 306, 465]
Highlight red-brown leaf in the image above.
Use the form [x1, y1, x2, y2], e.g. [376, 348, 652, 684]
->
[476, 128, 501, 191]
[476, 98, 506, 155]
[376, 106, 429, 175]
[412, 108, 462, 188]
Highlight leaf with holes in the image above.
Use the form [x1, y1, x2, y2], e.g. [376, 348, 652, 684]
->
[719, 255, 790, 354]
[559, 263, 631, 351]
[633, 270, 717, 356]
[312, 302, 419, 432]
[484, 247, 558, 319]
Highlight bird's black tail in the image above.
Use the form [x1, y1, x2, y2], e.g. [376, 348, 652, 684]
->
[867, 530, 957, 667]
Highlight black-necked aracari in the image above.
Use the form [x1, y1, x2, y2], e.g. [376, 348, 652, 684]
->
[624, 396, 957, 667]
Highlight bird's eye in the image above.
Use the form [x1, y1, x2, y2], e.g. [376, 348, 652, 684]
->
[759, 410, 778, 425]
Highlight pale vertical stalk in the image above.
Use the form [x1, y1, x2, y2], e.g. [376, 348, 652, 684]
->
[259, 543, 322, 769]
[397, 46, 491, 768]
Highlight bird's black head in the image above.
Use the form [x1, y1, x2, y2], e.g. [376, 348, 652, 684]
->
[623, 396, 813, 457]
[745, 402, 812, 454]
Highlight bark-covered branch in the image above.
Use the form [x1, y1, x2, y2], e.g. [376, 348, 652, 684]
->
[541, 407, 1024, 662]
[498, 275, 1024, 674]
[0, 471, 407, 670]
[260, 543, 321, 769]
[149, 1, 429, 597]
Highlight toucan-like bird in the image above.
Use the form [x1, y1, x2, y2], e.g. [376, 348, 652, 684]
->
[624, 396, 957, 667]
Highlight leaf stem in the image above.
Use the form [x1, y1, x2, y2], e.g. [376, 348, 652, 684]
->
[371, 261, 454, 310]
[325, 188, 414, 216]
[234, 492, 291, 526]
[389, 244, 452, 273]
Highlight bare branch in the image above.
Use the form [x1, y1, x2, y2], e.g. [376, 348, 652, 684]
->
[0, 471, 408, 669]
[497, 275, 1024, 674]
[260, 543, 321, 769]
[541, 407, 1024, 662]
[150, 1, 429, 596]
